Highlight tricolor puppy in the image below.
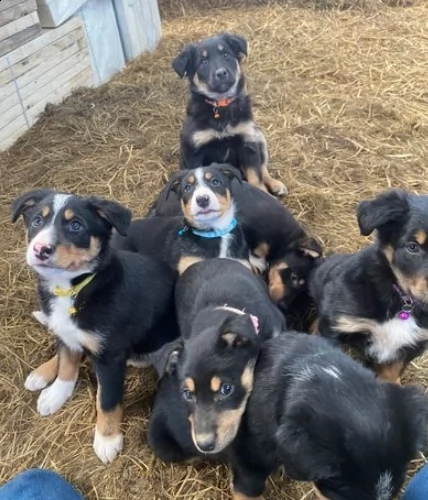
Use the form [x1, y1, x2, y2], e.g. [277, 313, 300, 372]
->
[172, 32, 286, 196]
[153, 258, 285, 457]
[113, 165, 251, 275]
[311, 189, 428, 383]
[229, 332, 428, 500]
[12, 189, 178, 464]
[147, 163, 322, 275]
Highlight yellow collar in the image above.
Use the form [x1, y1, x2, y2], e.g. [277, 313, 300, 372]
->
[53, 274, 96, 298]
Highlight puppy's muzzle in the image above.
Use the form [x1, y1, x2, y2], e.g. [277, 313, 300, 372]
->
[33, 243, 55, 262]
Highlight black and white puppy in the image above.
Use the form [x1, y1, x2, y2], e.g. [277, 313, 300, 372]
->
[311, 189, 428, 383]
[147, 163, 322, 275]
[229, 333, 428, 500]
[12, 189, 178, 464]
[113, 165, 251, 275]
[151, 258, 285, 457]
[172, 32, 287, 196]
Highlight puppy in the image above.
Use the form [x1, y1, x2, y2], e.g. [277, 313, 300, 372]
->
[152, 258, 285, 457]
[147, 163, 322, 274]
[12, 189, 178, 464]
[172, 32, 287, 196]
[229, 332, 428, 500]
[113, 165, 251, 275]
[311, 189, 428, 383]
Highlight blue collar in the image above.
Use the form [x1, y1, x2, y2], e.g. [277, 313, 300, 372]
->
[178, 218, 238, 239]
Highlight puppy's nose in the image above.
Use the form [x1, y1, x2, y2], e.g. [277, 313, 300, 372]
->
[196, 435, 216, 453]
[33, 243, 54, 261]
[215, 68, 228, 80]
[196, 195, 210, 208]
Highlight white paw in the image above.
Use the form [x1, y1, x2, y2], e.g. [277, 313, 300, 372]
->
[25, 372, 49, 392]
[32, 310, 48, 326]
[93, 429, 124, 464]
[37, 378, 76, 416]
[275, 184, 288, 196]
[249, 253, 268, 274]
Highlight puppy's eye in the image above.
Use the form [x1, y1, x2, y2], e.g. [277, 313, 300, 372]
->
[32, 215, 43, 227]
[69, 219, 83, 232]
[184, 184, 192, 193]
[211, 179, 220, 186]
[291, 272, 298, 282]
[182, 389, 194, 402]
[223, 52, 229, 60]
[201, 58, 208, 65]
[220, 383, 234, 397]
[406, 242, 421, 254]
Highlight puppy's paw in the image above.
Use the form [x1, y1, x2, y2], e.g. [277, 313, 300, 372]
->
[37, 378, 76, 416]
[25, 371, 49, 392]
[32, 310, 48, 326]
[270, 180, 288, 197]
[93, 429, 124, 464]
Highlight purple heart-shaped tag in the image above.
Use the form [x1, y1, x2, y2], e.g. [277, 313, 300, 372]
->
[399, 311, 410, 320]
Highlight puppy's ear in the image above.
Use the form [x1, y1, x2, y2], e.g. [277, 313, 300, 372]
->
[11, 189, 53, 224]
[401, 384, 428, 453]
[172, 44, 196, 78]
[221, 33, 248, 59]
[357, 190, 409, 237]
[219, 314, 260, 349]
[87, 197, 132, 237]
[151, 339, 184, 378]
[299, 237, 323, 259]
[218, 164, 243, 184]
[165, 171, 186, 200]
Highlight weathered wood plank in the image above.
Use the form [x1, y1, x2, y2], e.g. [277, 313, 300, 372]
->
[0, 0, 37, 28]
[36, 0, 87, 28]
[0, 23, 41, 58]
[0, 66, 92, 150]
[0, 0, 31, 13]
[0, 17, 82, 67]
[0, 11, 39, 42]
[0, 49, 90, 122]
[0, 28, 85, 90]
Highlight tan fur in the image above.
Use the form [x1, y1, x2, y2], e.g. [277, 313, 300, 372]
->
[64, 209, 74, 220]
[309, 317, 320, 335]
[58, 347, 82, 381]
[376, 361, 404, 384]
[415, 229, 427, 245]
[232, 492, 264, 500]
[210, 376, 221, 392]
[177, 256, 203, 275]
[79, 332, 102, 355]
[253, 243, 270, 259]
[314, 485, 330, 500]
[256, 128, 287, 195]
[41, 206, 50, 217]
[268, 262, 289, 302]
[180, 199, 195, 226]
[215, 402, 249, 453]
[204, 172, 213, 181]
[240, 363, 255, 391]
[54, 237, 100, 270]
[192, 73, 211, 99]
[185, 377, 195, 393]
[187, 174, 195, 185]
[96, 387, 123, 438]
[192, 121, 257, 148]
[217, 189, 232, 217]
[334, 315, 378, 335]
[30, 354, 58, 384]
[246, 168, 267, 192]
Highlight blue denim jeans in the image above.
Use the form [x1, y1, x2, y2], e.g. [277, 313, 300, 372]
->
[402, 463, 428, 500]
[0, 469, 84, 500]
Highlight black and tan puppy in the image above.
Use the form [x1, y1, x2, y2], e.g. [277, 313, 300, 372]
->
[152, 258, 285, 457]
[172, 32, 287, 196]
[113, 165, 251, 275]
[12, 189, 178, 464]
[229, 333, 428, 500]
[311, 189, 428, 383]
[148, 163, 322, 274]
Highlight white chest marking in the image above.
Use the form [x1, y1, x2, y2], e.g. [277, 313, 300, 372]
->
[219, 234, 232, 258]
[47, 295, 85, 352]
[368, 316, 428, 363]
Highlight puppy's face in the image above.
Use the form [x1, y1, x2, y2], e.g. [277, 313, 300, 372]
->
[169, 164, 241, 230]
[358, 190, 428, 302]
[172, 33, 247, 99]
[177, 313, 260, 454]
[11, 190, 131, 280]
[268, 241, 323, 310]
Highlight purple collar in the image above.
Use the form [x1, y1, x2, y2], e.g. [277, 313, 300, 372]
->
[392, 284, 415, 320]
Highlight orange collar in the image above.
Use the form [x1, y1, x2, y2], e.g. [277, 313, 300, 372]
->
[205, 96, 237, 119]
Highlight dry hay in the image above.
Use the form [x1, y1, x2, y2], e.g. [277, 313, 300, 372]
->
[1, 0, 428, 499]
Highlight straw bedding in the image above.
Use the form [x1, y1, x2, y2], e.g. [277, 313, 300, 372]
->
[1, 0, 428, 498]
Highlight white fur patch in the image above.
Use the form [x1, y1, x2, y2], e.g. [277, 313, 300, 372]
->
[376, 471, 393, 500]
[32, 310, 48, 326]
[25, 372, 49, 392]
[368, 316, 428, 364]
[93, 428, 124, 464]
[37, 378, 76, 416]
[322, 366, 341, 380]
[249, 253, 268, 273]
[219, 234, 232, 258]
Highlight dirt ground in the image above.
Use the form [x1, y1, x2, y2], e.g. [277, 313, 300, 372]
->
[1, 0, 428, 498]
